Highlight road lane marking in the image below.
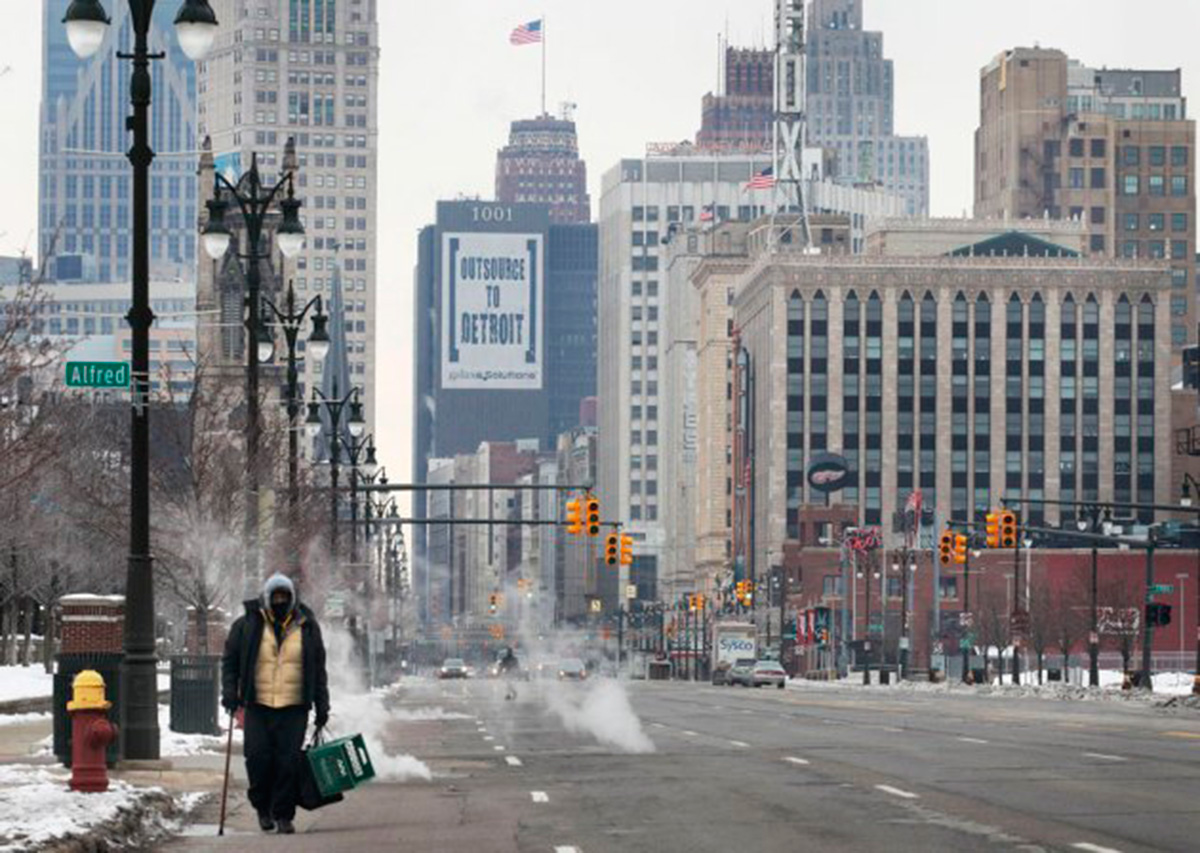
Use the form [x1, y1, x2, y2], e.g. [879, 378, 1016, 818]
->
[729, 740, 750, 748]
[1083, 752, 1126, 762]
[1164, 731, 1200, 739]
[957, 736, 989, 744]
[650, 722, 667, 729]
[531, 791, 549, 803]
[494, 745, 506, 751]
[783, 757, 810, 766]
[682, 730, 698, 736]
[505, 756, 523, 767]
[875, 784, 919, 799]
[555, 847, 581, 853]
[1072, 843, 1124, 853]
[483, 735, 494, 741]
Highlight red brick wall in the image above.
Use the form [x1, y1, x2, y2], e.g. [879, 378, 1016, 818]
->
[58, 595, 125, 655]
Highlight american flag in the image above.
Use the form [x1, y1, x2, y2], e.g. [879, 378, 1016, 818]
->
[509, 19, 543, 46]
[743, 166, 776, 191]
[699, 204, 715, 223]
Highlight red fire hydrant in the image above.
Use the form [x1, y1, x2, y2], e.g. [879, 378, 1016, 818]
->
[68, 670, 118, 793]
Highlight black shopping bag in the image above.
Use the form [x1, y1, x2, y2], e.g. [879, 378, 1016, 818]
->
[297, 728, 345, 811]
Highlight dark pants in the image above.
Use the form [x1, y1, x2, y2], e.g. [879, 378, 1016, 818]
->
[244, 704, 308, 821]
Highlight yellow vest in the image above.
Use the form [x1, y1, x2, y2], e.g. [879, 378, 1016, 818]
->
[254, 613, 304, 708]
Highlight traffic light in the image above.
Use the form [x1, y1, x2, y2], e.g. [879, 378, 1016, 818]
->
[744, 580, 754, 605]
[695, 594, 706, 611]
[604, 533, 619, 566]
[939, 530, 954, 566]
[565, 498, 582, 535]
[586, 496, 601, 536]
[954, 534, 968, 565]
[1147, 603, 1173, 627]
[985, 513, 1000, 548]
[620, 533, 633, 566]
[1000, 510, 1018, 548]
[488, 593, 499, 615]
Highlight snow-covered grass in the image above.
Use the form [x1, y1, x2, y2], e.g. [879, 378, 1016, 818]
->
[0, 763, 198, 852]
[0, 666, 53, 703]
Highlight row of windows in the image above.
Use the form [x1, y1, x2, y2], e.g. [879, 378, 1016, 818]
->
[1121, 174, 1188, 196]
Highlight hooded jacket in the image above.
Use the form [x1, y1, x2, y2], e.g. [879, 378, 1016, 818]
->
[222, 575, 330, 718]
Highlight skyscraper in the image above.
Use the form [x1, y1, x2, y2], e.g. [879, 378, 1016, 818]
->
[39, 0, 198, 283]
[197, 0, 381, 428]
[495, 113, 591, 224]
[975, 47, 1196, 349]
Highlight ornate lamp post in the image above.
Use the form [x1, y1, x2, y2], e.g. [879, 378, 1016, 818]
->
[62, 0, 218, 762]
[304, 383, 365, 560]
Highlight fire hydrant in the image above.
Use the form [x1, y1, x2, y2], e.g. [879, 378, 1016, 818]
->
[67, 670, 118, 793]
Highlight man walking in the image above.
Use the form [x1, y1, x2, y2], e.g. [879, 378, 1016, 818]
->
[222, 574, 330, 834]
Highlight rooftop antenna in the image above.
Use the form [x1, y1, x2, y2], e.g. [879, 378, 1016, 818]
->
[774, 0, 813, 252]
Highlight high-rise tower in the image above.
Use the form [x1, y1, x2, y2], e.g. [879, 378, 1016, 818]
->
[495, 112, 591, 224]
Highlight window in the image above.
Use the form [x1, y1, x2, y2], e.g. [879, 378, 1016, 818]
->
[939, 577, 958, 600]
[1124, 213, 1140, 232]
[1090, 138, 1106, 158]
[1148, 213, 1164, 232]
[1149, 146, 1166, 167]
[1172, 146, 1189, 167]
[1172, 175, 1188, 196]
[1090, 206, 1105, 225]
[1069, 138, 1085, 157]
[1090, 234, 1106, 253]
[1172, 240, 1188, 260]
[1149, 175, 1165, 196]
[1090, 167, 1106, 189]
[1172, 212, 1188, 232]
[1122, 240, 1139, 258]
[1122, 146, 1140, 166]
[1123, 174, 1139, 195]
[1068, 168, 1085, 189]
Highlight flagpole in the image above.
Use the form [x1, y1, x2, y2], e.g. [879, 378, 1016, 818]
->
[541, 14, 547, 116]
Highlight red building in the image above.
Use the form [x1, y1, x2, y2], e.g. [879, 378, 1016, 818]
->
[495, 115, 590, 225]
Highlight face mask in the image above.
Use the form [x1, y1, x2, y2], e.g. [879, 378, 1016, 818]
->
[271, 601, 291, 622]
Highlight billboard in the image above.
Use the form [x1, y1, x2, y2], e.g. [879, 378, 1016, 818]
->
[442, 232, 544, 390]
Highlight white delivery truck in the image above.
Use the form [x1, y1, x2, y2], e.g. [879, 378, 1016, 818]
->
[711, 622, 757, 685]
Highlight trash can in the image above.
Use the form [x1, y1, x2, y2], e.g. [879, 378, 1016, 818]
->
[54, 652, 124, 767]
[1047, 668, 1063, 682]
[648, 660, 671, 681]
[170, 655, 220, 736]
[971, 667, 987, 685]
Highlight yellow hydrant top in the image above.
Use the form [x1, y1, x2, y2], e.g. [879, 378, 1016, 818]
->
[67, 670, 112, 712]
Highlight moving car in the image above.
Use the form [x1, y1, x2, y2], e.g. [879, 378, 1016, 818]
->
[438, 658, 469, 679]
[749, 660, 787, 689]
[726, 658, 758, 687]
[557, 658, 587, 681]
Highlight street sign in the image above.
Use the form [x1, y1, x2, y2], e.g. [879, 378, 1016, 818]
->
[589, 599, 603, 613]
[960, 612, 974, 628]
[66, 361, 130, 389]
[1150, 584, 1174, 595]
[625, 584, 638, 601]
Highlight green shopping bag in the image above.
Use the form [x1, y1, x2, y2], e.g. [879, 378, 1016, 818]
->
[306, 731, 375, 798]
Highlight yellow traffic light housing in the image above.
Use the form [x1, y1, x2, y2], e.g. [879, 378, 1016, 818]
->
[938, 530, 953, 566]
[619, 533, 633, 566]
[1000, 510, 1018, 548]
[586, 496, 601, 536]
[565, 498, 582, 535]
[953, 534, 968, 565]
[604, 533, 619, 566]
[985, 513, 1000, 548]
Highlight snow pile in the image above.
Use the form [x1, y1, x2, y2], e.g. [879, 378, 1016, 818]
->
[0, 666, 53, 703]
[543, 679, 655, 754]
[0, 764, 190, 852]
[158, 703, 242, 758]
[387, 706, 471, 722]
[0, 712, 50, 727]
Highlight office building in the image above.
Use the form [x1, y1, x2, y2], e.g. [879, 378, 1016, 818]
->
[975, 47, 1196, 348]
[598, 149, 902, 605]
[697, 47, 776, 152]
[197, 0, 381, 427]
[39, 0, 198, 283]
[731, 220, 1173, 588]
[495, 113, 591, 224]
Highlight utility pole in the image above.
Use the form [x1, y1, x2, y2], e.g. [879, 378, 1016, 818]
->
[962, 547, 972, 683]
[1090, 546, 1100, 687]
[1140, 535, 1157, 690]
[1011, 531, 1022, 685]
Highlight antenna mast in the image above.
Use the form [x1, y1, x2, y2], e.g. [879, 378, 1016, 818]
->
[774, 0, 812, 250]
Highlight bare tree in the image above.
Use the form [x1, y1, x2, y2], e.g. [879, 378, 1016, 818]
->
[1026, 574, 1055, 685]
[1051, 587, 1088, 680]
[1099, 572, 1142, 676]
[976, 586, 1010, 684]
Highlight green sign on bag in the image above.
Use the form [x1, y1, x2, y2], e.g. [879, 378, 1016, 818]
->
[65, 361, 130, 389]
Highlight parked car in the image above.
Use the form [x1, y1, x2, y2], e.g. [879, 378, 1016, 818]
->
[557, 658, 588, 681]
[727, 658, 758, 687]
[749, 660, 787, 689]
[438, 658, 469, 679]
[711, 661, 733, 686]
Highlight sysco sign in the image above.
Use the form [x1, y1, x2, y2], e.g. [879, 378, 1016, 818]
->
[807, 452, 849, 494]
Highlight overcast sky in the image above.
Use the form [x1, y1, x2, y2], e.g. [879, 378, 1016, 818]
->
[2, 1, 1198, 484]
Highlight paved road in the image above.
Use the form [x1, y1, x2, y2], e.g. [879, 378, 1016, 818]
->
[162, 678, 1200, 852]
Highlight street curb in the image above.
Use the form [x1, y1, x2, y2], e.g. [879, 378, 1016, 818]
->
[38, 789, 208, 853]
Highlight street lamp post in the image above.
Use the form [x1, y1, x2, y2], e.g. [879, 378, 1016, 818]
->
[261, 281, 329, 577]
[203, 152, 307, 594]
[1181, 474, 1200, 696]
[344, 434, 378, 566]
[63, 0, 218, 762]
[304, 382, 365, 561]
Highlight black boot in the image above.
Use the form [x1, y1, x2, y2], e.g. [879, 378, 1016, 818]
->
[276, 819, 295, 835]
[257, 812, 275, 832]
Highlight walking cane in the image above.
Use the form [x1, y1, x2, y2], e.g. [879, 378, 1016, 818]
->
[218, 709, 235, 836]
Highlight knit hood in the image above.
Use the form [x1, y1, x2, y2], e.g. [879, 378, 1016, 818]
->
[260, 573, 297, 619]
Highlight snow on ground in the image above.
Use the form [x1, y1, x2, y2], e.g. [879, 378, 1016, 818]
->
[387, 706, 472, 722]
[0, 763, 190, 852]
[157, 703, 242, 758]
[0, 712, 50, 727]
[0, 666, 53, 703]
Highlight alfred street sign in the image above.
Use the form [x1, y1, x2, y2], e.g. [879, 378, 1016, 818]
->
[66, 361, 130, 389]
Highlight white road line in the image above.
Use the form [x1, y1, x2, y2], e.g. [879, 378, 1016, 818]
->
[554, 847, 582, 853]
[650, 722, 667, 729]
[483, 735, 494, 741]
[1072, 843, 1124, 853]
[879, 726, 903, 733]
[957, 736, 989, 744]
[1083, 752, 1126, 762]
[494, 745, 506, 751]
[729, 740, 750, 748]
[531, 791, 550, 803]
[682, 730, 698, 737]
[741, 709, 755, 715]
[875, 784, 919, 800]
[505, 756, 523, 767]
[783, 756, 810, 766]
